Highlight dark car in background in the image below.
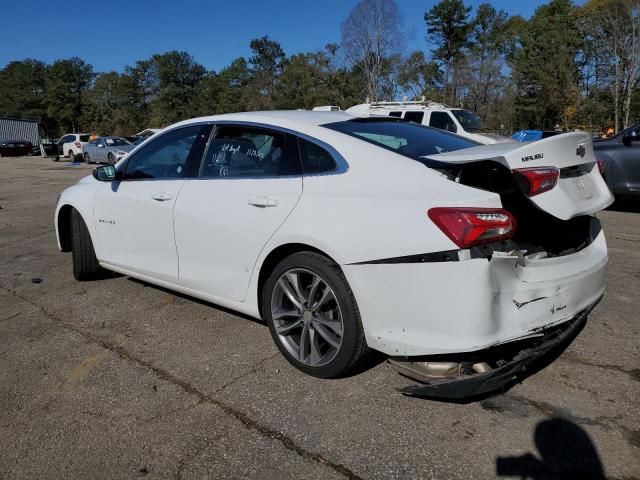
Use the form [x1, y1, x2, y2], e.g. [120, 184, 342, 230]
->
[593, 123, 640, 200]
[0, 140, 33, 157]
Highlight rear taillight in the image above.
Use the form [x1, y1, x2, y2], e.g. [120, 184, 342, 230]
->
[428, 207, 517, 249]
[596, 159, 605, 175]
[514, 167, 559, 196]
[74, 141, 81, 148]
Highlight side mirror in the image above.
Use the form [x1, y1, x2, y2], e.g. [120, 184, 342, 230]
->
[93, 165, 119, 181]
[622, 130, 639, 146]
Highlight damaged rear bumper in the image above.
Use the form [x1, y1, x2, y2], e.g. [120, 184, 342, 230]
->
[395, 303, 595, 400]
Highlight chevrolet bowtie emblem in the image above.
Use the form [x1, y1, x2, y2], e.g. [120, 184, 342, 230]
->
[576, 144, 586, 158]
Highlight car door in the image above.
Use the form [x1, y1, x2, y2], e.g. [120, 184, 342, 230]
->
[93, 123, 212, 282]
[173, 123, 303, 302]
[616, 126, 640, 194]
[95, 138, 107, 163]
[58, 135, 73, 156]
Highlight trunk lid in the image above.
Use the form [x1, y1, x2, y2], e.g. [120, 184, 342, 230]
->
[426, 132, 614, 220]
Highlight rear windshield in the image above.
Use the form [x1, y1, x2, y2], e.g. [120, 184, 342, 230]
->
[323, 118, 477, 160]
[79, 134, 91, 142]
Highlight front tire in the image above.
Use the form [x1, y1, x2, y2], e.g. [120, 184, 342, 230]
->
[84, 153, 91, 164]
[262, 252, 367, 378]
[70, 209, 103, 280]
[107, 153, 115, 165]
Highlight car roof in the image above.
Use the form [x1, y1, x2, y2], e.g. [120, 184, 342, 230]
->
[171, 110, 355, 129]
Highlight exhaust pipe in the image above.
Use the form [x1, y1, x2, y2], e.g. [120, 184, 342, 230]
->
[388, 359, 493, 382]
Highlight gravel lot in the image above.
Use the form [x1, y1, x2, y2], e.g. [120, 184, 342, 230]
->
[0, 155, 639, 479]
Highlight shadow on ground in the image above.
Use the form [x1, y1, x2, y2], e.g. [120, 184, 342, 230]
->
[496, 417, 606, 479]
[607, 197, 640, 213]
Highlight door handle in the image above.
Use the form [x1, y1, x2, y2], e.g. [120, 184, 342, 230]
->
[151, 192, 173, 201]
[247, 196, 279, 208]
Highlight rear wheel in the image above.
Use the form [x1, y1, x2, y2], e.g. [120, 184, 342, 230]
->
[70, 209, 103, 280]
[68, 150, 75, 161]
[262, 252, 367, 378]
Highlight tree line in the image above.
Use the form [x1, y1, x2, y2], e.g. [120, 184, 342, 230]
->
[0, 0, 638, 137]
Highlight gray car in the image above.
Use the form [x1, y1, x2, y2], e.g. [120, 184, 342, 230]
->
[83, 136, 134, 165]
[593, 123, 640, 200]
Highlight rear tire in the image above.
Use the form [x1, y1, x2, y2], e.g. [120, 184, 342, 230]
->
[68, 150, 75, 161]
[70, 209, 103, 280]
[262, 251, 367, 378]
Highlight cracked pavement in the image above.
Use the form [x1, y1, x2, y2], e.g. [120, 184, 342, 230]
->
[0, 156, 639, 479]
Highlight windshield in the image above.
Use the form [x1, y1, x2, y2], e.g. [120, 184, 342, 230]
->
[105, 137, 130, 146]
[323, 118, 477, 161]
[451, 110, 488, 132]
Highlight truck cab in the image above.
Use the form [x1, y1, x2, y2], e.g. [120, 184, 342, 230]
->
[344, 100, 512, 145]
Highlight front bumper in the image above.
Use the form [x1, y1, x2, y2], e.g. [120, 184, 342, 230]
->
[397, 305, 592, 400]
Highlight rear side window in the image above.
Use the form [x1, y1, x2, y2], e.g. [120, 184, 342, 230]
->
[429, 112, 457, 133]
[404, 111, 424, 124]
[200, 125, 301, 178]
[389, 111, 402, 118]
[298, 138, 336, 174]
[79, 135, 91, 142]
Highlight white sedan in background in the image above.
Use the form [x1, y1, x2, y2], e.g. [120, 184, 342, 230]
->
[83, 136, 135, 164]
[54, 111, 613, 399]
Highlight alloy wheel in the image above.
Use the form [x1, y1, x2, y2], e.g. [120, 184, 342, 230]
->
[270, 268, 344, 367]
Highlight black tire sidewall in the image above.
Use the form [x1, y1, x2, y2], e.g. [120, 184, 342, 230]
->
[262, 252, 362, 379]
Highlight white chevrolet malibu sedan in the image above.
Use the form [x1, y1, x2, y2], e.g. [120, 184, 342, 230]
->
[55, 111, 613, 398]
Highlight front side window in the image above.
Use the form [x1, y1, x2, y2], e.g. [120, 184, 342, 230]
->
[324, 118, 476, 161]
[429, 112, 457, 133]
[124, 125, 205, 180]
[451, 109, 487, 132]
[298, 138, 336, 174]
[200, 125, 299, 178]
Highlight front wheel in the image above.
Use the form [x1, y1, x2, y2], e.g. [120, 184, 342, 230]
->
[70, 209, 104, 280]
[262, 252, 367, 378]
[107, 153, 115, 165]
[84, 153, 91, 164]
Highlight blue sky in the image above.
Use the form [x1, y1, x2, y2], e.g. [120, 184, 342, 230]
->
[1, 0, 551, 72]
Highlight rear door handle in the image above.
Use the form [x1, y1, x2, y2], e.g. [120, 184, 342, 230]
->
[151, 192, 173, 201]
[247, 196, 279, 208]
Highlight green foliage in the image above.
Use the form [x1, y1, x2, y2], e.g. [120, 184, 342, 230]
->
[0, 2, 638, 137]
[45, 57, 94, 133]
[509, 0, 584, 129]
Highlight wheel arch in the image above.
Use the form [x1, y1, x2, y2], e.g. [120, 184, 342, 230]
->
[57, 204, 74, 252]
[256, 242, 339, 319]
